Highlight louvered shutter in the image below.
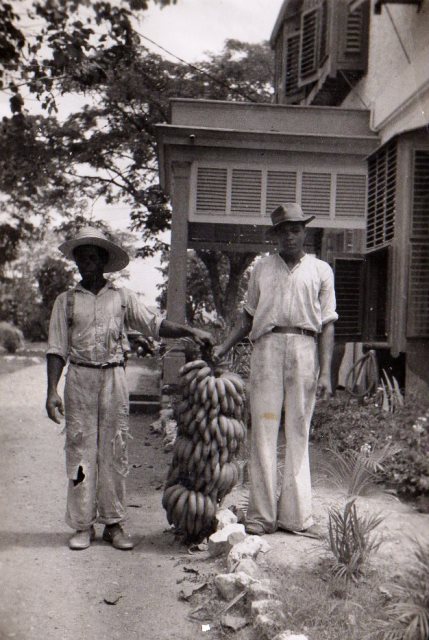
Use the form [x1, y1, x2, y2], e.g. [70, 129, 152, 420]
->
[285, 34, 300, 96]
[196, 167, 227, 214]
[319, 0, 328, 63]
[334, 257, 364, 338]
[366, 140, 397, 250]
[345, 6, 364, 54]
[301, 172, 331, 218]
[266, 171, 297, 213]
[300, 8, 318, 80]
[407, 150, 429, 337]
[335, 174, 366, 219]
[231, 169, 262, 216]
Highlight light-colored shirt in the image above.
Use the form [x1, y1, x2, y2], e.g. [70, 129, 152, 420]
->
[244, 253, 338, 342]
[47, 281, 163, 364]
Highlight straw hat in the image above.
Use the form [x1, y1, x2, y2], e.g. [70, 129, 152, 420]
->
[58, 226, 130, 272]
[266, 203, 315, 237]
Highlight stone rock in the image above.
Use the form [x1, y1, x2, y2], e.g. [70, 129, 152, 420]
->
[247, 581, 277, 602]
[272, 634, 310, 640]
[220, 614, 248, 631]
[162, 419, 178, 450]
[254, 613, 284, 640]
[214, 571, 256, 601]
[234, 558, 261, 579]
[208, 523, 246, 557]
[227, 535, 271, 572]
[216, 508, 238, 530]
[250, 599, 285, 618]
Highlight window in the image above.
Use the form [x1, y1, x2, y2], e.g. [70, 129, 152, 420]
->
[334, 257, 365, 339]
[285, 33, 300, 96]
[366, 140, 397, 250]
[345, 5, 365, 55]
[300, 8, 319, 80]
[407, 150, 429, 337]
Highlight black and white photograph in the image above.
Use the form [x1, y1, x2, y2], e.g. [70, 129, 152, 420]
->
[0, 1, 428, 638]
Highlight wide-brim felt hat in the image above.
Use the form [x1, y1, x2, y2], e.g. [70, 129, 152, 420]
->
[266, 202, 315, 237]
[58, 226, 130, 273]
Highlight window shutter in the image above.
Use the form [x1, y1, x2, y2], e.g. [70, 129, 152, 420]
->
[266, 171, 297, 213]
[231, 169, 262, 216]
[335, 174, 367, 219]
[319, 0, 328, 63]
[301, 172, 331, 218]
[407, 150, 429, 338]
[345, 6, 364, 54]
[196, 167, 227, 214]
[366, 139, 397, 250]
[285, 34, 300, 96]
[334, 257, 364, 338]
[300, 8, 318, 80]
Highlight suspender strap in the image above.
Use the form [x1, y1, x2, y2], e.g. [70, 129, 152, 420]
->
[66, 289, 75, 356]
[118, 287, 127, 340]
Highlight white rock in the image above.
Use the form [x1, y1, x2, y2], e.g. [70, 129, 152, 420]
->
[254, 613, 284, 640]
[250, 599, 285, 618]
[227, 535, 271, 572]
[273, 634, 310, 640]
[208, 523, 246, 557]
[234, 558, 261, 579]
[247, 581, 277, 602]
[216, 508, 238, 530]
[214, 571, 256, 601]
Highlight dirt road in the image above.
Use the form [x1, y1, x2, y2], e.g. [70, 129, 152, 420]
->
[0, 362, 214, 640]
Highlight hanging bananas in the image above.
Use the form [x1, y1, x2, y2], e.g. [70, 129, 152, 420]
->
[162, 359, 247, 543]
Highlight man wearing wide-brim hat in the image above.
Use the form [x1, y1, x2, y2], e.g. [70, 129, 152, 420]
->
[213, 203, 337, 539]
[46, 226, 214, 550]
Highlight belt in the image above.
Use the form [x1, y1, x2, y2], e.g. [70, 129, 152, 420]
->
[272, 326, 317, 338]
[69, 360, 125, 369]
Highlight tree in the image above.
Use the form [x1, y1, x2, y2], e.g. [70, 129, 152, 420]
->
[0, 2, 274, 326]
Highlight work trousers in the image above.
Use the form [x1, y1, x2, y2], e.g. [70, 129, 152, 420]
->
[246, 332, 318, 533]
[64, 364, 130, 531]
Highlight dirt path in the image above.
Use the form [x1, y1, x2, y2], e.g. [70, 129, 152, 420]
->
[0, 363, 218, 640]
[1, 360, 428, 640]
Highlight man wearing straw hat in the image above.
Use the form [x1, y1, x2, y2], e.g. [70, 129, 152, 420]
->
[213, 203, 337, 539]
[46, 226, 214, 550]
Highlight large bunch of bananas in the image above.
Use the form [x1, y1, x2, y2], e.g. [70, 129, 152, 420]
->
[162, 358, 247, 543]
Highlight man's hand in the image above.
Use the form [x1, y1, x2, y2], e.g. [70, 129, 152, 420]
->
[316, 372, 332, 400]
[191, 328, 215, 347]
[212, 345, 227, 363]
[46, 391, 65, 424]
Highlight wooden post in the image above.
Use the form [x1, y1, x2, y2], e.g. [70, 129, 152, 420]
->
[163, 161, 191, 387]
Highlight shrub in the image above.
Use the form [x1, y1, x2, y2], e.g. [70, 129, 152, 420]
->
[311, 395, 429, 499]
[0, 321, 25, 353]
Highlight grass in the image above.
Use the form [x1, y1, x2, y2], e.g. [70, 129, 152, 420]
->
[275, 563, 386, 640]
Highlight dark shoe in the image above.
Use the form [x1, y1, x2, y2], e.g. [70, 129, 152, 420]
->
[69, 526, 95, 550]
[102, 524, 134, 550]
[245, 522, 267, 536]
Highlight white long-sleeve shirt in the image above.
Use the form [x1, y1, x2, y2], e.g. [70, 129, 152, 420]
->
[244, 254, 338, 342]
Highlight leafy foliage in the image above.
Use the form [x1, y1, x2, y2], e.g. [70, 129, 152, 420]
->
[327, 498, 383, 583]
[372, 541, 429, 640]
[0, 321, 24, 353]
[311, 395, 429, 498]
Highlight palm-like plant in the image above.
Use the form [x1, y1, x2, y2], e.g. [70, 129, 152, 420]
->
[327, 497, 383, 583]
[372, 541, 429, 640]
[321, 443, 401, 498]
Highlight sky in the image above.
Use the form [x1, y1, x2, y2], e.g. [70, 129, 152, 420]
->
[5, 0, 285, 306]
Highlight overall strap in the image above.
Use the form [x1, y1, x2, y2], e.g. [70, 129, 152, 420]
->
[118, 287, 128, 341]
[66, 289, 75, 356]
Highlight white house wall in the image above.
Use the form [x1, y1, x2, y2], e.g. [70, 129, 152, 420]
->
[341, 2, 429, 143]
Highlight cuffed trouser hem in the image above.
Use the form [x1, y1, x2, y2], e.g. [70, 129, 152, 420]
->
[65, 515, 97, 531]
[97, 516, 126, 526]
[277, 517, 314, 532]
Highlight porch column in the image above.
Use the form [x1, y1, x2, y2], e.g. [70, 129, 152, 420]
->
[163, 161, 191, 387]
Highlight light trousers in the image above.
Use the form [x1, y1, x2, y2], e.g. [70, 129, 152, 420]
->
[246, 332, 318, 533]
[64, 364, 130, 531]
